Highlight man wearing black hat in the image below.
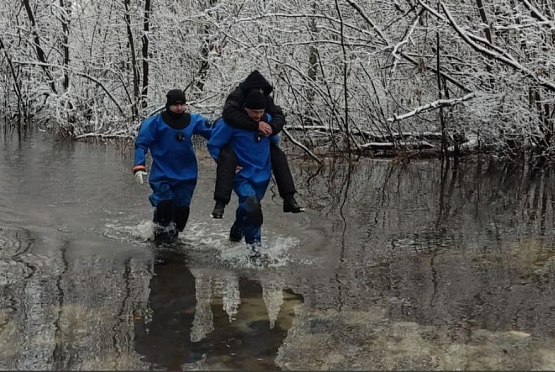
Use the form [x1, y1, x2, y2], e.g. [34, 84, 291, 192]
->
[133, 89, 212, 241]
[208, 90, 276, 257]
[210, 70, 304, 219]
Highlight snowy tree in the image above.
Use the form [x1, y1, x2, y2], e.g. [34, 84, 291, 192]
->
[1, 0, 554, 160]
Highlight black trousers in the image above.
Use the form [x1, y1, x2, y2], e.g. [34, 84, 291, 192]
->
[214, 143, 296, 204]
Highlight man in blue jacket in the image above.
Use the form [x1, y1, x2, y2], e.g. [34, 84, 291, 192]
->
[208, 91, 274, 257]
[210, 70, 304, 219]
[133, 89, 211, 241]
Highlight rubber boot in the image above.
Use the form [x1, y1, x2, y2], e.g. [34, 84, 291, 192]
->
[174, 206, 190, 233]
[153, 200, 176, 242]
[245, 196, 263, 226]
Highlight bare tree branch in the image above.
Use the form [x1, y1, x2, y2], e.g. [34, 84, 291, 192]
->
[387, 92, 476, 122]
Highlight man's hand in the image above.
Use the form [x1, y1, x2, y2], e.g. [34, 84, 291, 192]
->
[135, 170, 147, 185]
[258, 121, 273, 137]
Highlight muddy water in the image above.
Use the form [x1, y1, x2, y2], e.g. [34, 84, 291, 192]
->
[1, 130, 555, 370]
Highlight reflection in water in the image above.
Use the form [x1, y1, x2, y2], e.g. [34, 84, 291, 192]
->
[134, 251, 206, 369]
[134, 250, 303, 370]
[277, 157, 555, 370]
[0, 234, 153, 370]
[190, 268, 215, 343]
[4, 131, 555, 369]
[261, 276, 285, 329]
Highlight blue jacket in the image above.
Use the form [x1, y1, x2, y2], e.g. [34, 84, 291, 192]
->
[134, 113, 211, 184]
[208, 115, 276, 183]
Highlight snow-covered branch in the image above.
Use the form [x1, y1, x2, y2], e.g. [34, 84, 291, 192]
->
[387, 93, 476, 122]
[519, 0, 555, 30]
[13, 60, 125, 114]
[441, 2, 555, 92]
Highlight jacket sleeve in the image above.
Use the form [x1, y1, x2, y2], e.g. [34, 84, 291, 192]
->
[265, 96, 286, 134]
[133, 117, 157, 168]
[193, 114, 212, 140]
[222, 89, 259, 132]
[207, 121, 233, 162]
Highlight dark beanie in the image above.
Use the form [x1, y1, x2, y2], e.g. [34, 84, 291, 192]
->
[166, 89, 186, 106]
[244, 91, 266, 110]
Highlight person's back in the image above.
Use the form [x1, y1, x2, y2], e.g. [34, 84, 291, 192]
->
[209, 117, 272, 183]
[222, 70, 285, 133]
[208, 91, 273, 257]
[210, 70, 304, 219]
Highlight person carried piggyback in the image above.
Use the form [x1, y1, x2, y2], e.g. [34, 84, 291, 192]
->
[207, 91, 276, 257]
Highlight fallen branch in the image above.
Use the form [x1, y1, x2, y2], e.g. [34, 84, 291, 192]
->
[448, 134, 479, 152]
[286, 125, 444, 141]
[387, 92, 476, 122]
[360, 140, 435, 150]
[74, 132, 132, 140]
[282, 128, 322, 163]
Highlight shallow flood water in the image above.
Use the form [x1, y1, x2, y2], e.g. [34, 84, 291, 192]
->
[1, 129, 555, 370]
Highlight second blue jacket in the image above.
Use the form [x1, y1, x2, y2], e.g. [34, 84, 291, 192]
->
[134, 113, 211, 184]
[207, 116, 276, 183]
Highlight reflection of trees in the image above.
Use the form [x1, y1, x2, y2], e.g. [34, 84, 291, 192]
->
[276, 157, 555, 369]
[0, 230, 304, 371]
[260, 276, 285, 330]
[0, 228, 62, 370]
[55, 254, 152, 370]
[0, 232, 152, 370]
[293, 157, 555, 241]
[190, 268, 214, 343]
[135, 252, 303, 370]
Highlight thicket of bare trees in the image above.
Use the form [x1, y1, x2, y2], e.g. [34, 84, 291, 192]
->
[1, 0, 554, 160]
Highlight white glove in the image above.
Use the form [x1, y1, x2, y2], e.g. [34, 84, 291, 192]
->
[135, 170, 147, 185]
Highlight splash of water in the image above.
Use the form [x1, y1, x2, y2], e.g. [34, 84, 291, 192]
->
[103, 219, 300, 269]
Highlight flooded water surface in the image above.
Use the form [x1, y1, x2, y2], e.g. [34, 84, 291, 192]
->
[1, 130, 555, 370]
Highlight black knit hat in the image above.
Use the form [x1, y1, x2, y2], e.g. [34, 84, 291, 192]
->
[244, 91, 266, 110]
[166, 89, 186, 106]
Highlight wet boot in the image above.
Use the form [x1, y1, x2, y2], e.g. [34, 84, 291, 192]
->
[283, 194, 304, 213]
[247, 241, 262, 258]
[153, 200, 177, 242]
[245, 196, 263, 226]
[211, 201, 226, 219]
[153, 222, 177, 243]
[174, 206, 190, 236]
[229, 221, 244, 242]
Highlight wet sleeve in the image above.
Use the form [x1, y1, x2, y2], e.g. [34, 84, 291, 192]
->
[207, 122, 233, 162]
[193, 115, 212, 140]
[133, 117, 156, 168]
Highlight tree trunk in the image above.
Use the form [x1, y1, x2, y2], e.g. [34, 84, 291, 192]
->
[475, 0, 493, 44]
[22, 0, 57, 94]
[334, 0, 351, 153]
[305, 8, 319, 127]
[141, 0, 151, 109]
[0, 37, 28, 125]
[59, 0, 71, 94]
[437, 1, 447, 160]
[196, 0, 219, 92]
[123, 0, 139, 120]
